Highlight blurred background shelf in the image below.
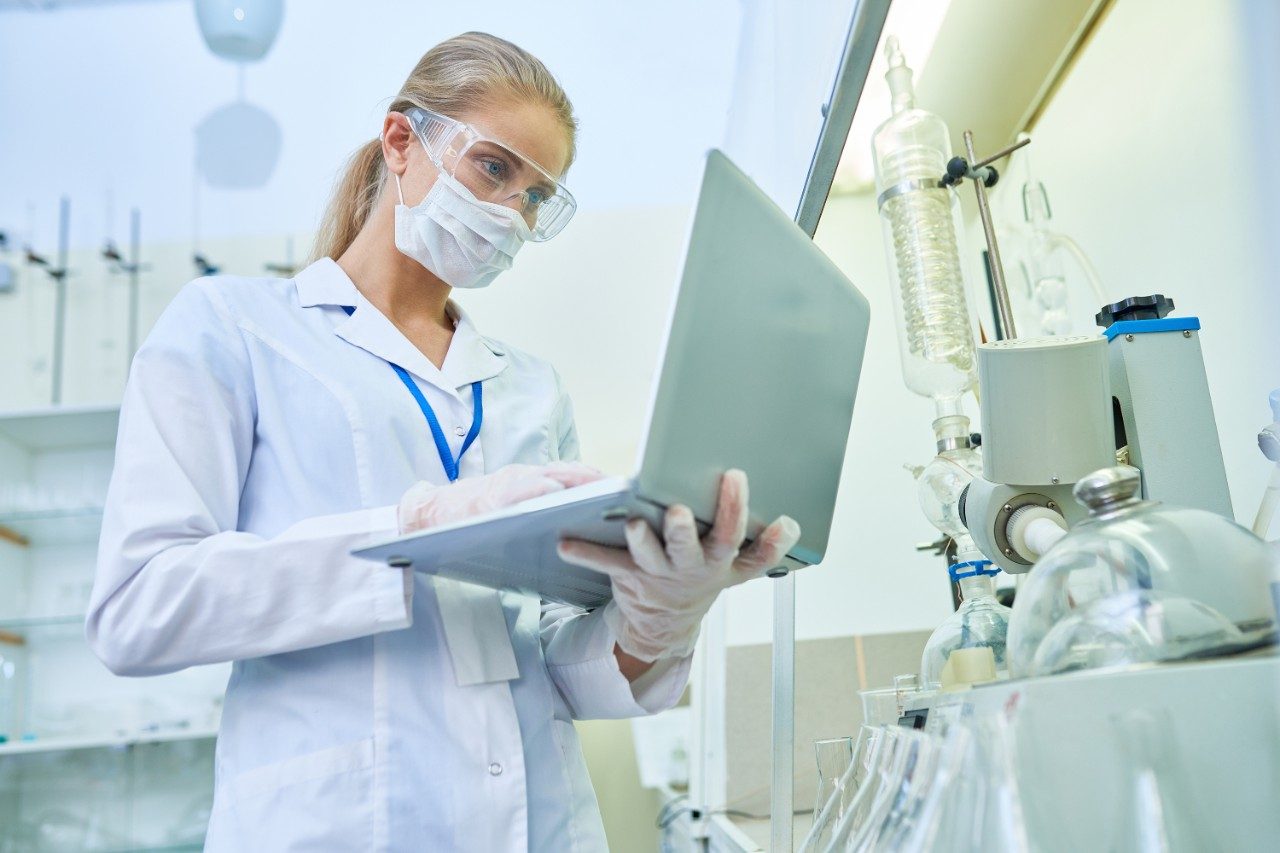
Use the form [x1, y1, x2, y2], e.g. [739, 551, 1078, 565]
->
[0, 726, 218, 758]
[0, 404, 121, 451]
[0, 506, 104, 546]
[0, 613, 84, 641]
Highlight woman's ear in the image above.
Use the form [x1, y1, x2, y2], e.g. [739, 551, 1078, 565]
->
[381, 112, 414, 177]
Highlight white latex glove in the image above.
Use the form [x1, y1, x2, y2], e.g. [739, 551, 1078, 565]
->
[557, 470, 801, 662]
[398, 462, 604, 533]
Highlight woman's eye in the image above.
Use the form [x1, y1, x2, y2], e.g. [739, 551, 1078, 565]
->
[526, 189, 547, 207]
[479, 158, 507, 180]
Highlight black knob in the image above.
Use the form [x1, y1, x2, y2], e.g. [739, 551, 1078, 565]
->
[1095, 294, 1176, 328]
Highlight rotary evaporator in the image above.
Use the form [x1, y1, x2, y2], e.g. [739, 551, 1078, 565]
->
[810, 35, 1280, 852]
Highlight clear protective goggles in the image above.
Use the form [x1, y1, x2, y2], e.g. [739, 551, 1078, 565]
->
[403, 107, 577, 241]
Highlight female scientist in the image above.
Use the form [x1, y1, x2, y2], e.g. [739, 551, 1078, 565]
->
[87, 31, 798, 852]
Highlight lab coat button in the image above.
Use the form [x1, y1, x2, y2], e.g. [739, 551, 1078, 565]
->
[489, 762, 503, 776]
[455, 427, 466, 437]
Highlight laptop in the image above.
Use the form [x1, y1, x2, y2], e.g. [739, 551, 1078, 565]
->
[355, 149, 870, 608]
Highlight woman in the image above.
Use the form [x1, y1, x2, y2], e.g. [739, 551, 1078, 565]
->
[88, 32, 798, 851]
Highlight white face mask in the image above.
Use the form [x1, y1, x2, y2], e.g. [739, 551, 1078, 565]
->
[393, 170, 533, 289]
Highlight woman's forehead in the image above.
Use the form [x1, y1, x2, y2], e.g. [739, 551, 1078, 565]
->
[460, 99, 571, 178]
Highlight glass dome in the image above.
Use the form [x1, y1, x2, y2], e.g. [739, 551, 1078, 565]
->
[1007, 466, 1278, 677]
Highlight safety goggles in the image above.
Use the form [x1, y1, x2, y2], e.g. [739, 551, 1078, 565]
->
[404, 107, 577, 241]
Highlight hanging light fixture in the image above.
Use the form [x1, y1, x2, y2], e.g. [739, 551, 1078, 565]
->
[194, 0, 285, 62]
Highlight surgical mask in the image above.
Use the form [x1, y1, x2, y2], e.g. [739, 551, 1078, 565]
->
[393, 170, 532, 289]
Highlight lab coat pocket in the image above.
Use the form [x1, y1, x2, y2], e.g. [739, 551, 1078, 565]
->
[209, 738, 376, 851]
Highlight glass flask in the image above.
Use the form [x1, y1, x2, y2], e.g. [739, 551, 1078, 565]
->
[0, 637, 28, 744]
[1007, 466, 1278, 677]
[812, 736, 854, 821]
[917, 416, 983, 539]
[872, 36, 976, 408]
[920, 561, 1011, 689]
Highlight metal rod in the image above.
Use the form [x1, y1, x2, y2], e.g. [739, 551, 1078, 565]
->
[127, 208, 141, 370]
[51, 196, 70, 405]
[771, 571, 796, 853]
[971, 135, 1031, 171]
[964, 131, 1017, 340]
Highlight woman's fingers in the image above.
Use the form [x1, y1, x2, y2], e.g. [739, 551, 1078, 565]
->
[557, 539, 636, 575]
[542, 461, 607, 488]
[663, 505, 703, 567]
[624, 518, 676, 575]
[733, 515, 801, 580]
[704, 470, 749, 563]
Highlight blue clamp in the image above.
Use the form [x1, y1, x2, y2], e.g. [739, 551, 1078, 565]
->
[950, 560, 999, 581]
[1102, 316, 1201, 342]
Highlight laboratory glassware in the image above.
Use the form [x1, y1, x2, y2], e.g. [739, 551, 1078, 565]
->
[802, 730, 870, 852]
[1254, 388, 1280, 538]
[872, 37, 977, 413]
[917, 416, 982, 541]
[0, 637, 28, 743]
[813, 736, 855, 822]
[1007, 466, 1278, 677]
[920, 561, 1011, 689]
[859, 687, 902, 728]
[824, 727, 889, 851]
[1012, 133, 1107, 336]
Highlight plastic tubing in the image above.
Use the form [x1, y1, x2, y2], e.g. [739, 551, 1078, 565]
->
[1051, 234, 1107, 307]
[1252, 463, 1280, 539]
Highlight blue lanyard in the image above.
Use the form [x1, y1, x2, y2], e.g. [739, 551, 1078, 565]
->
[342, 305, 482, 482]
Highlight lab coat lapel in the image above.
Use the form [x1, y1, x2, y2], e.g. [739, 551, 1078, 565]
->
[442, 302, 509, 389]
[295, 259, 507, 395]
[333, 302, 461, 402]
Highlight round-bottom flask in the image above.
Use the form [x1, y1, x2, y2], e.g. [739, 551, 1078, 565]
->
[921, 562, 1011, 689]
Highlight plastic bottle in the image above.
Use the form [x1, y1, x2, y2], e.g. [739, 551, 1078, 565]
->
[872, 36, 976, 410]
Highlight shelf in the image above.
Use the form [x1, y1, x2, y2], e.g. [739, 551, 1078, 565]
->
[0, 403, 120, 452]
[0, 725, 218, 758]
[0, 506, 104, 546]
[0, 613, 83, 632]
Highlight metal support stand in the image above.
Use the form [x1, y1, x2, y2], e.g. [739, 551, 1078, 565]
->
[52, 197, 70, 405]
[127, 208, 141, 369]
[770, 572, 796, 852]
[771, 0, 891, 847]
[941, 132, 1031, 342]
[25, 197, 71, 405]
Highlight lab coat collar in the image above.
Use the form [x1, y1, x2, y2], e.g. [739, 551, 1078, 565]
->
[293, 259, 508, 397]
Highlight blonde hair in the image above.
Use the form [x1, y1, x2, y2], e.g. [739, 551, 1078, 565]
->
[310, 31, 577, 262]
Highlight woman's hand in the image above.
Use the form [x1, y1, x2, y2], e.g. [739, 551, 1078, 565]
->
[399, 462, 604, 533]
[557, 470, 800, 662]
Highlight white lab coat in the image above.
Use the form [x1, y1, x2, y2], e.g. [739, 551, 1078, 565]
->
[87, 258, 691, 852]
